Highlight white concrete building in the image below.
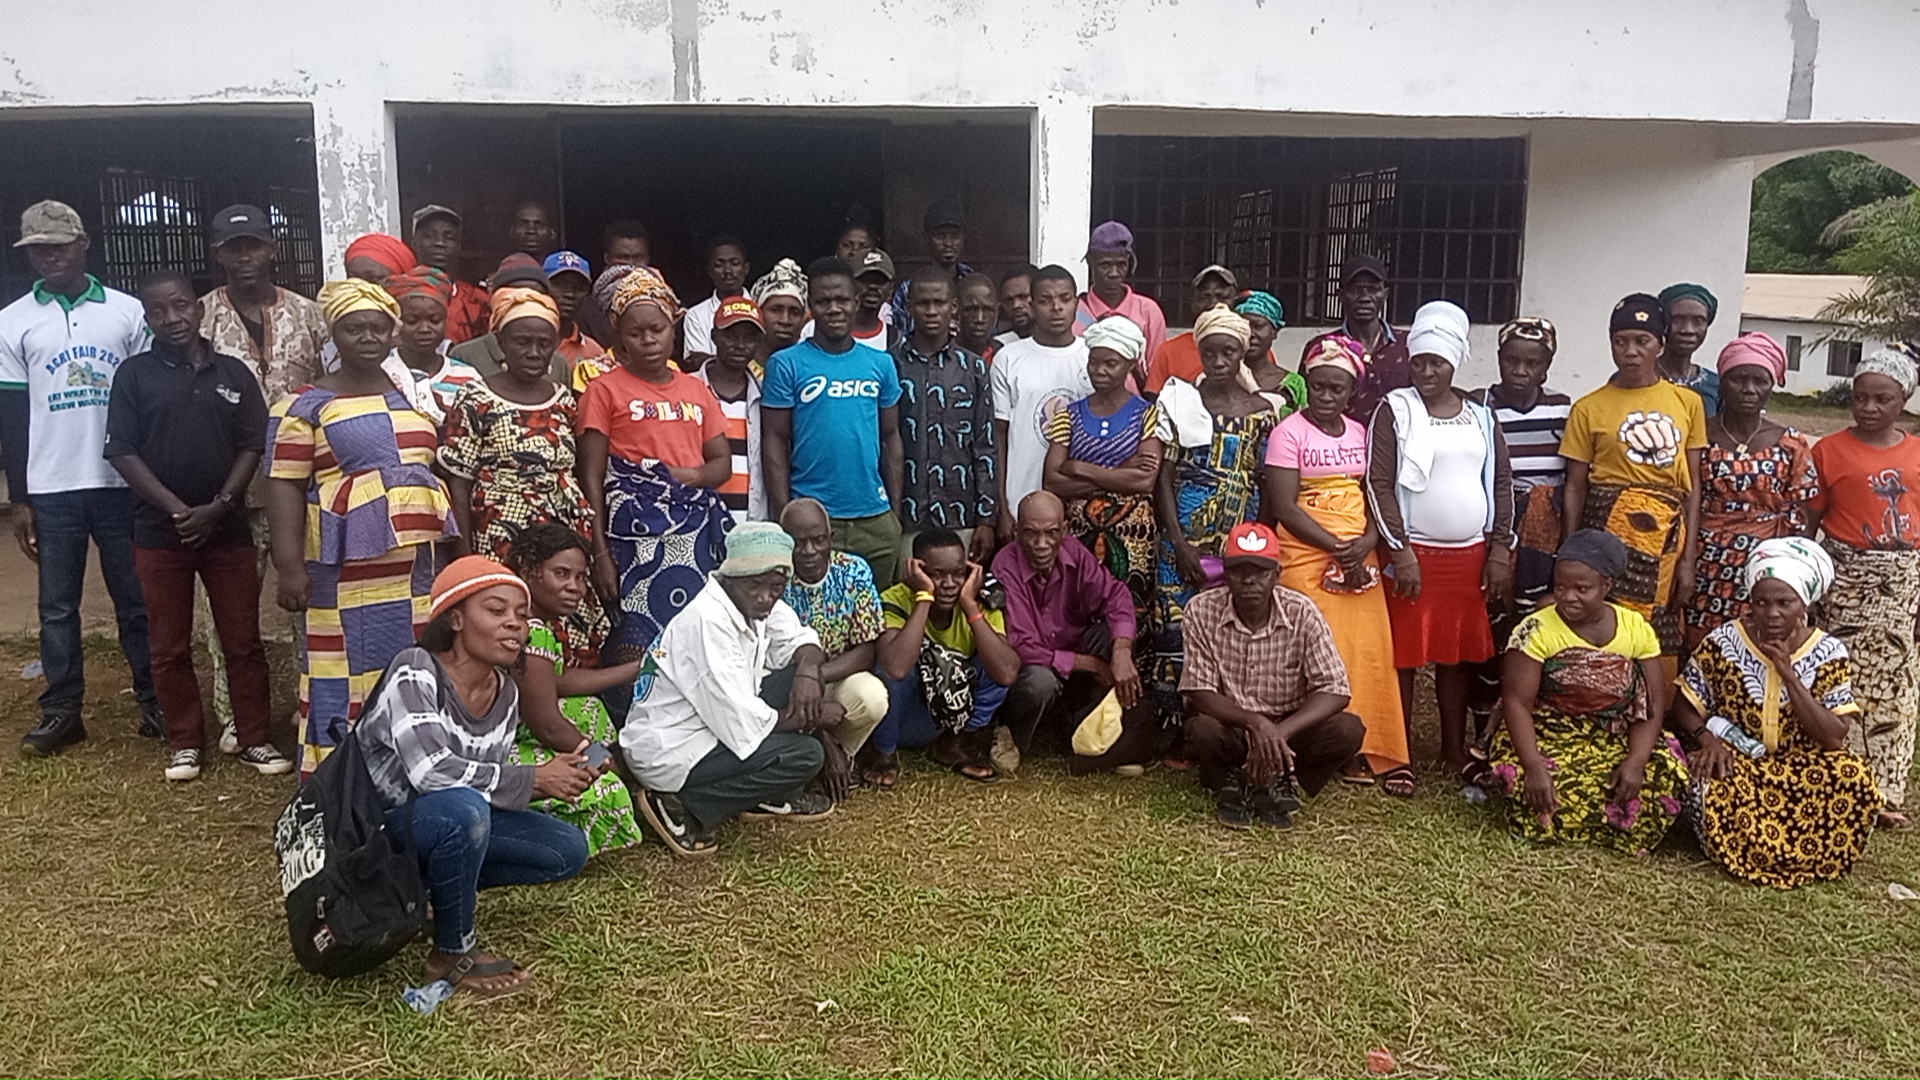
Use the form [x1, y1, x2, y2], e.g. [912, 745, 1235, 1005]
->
[1741, 272, 1891, 396]
[5, 0, 1920, 389]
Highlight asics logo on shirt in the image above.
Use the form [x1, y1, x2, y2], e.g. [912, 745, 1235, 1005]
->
[798, 374, 881, 403]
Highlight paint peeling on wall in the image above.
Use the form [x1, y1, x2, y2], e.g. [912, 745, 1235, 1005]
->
[1785, 0, 1819, 120]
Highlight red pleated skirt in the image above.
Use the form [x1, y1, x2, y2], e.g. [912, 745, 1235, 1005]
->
[1386, 541, 1496, 667]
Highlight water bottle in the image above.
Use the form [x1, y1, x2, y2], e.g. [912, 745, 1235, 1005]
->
[1706, 716, 1766, 760]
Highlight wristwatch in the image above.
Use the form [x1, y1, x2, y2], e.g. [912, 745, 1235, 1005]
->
[215, 492, 236, 508]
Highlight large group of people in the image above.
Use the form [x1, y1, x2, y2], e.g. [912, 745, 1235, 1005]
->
[4, 191, 1916, 996]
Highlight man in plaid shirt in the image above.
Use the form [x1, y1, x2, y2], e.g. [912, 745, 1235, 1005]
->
[1179, 522, 1364, 830]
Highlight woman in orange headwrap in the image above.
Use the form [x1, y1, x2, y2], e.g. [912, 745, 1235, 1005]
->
[577, 268, 735, 661]
[380, 265, 481, 423]
[439, 284, 611, 665]
[343, 233, 414, 284]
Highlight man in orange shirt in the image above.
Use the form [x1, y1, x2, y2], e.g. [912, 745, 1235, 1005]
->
[1143, 264, 1239, 396]
[542, 251, 605, 370]
[409, 205, 489, 344]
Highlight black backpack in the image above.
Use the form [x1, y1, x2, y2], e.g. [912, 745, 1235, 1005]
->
[274, 668, 431, 978]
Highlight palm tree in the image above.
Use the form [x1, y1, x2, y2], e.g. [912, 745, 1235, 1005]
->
[1817, 191, 1920, 345]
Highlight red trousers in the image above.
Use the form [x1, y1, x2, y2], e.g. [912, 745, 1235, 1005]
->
[132, 544, 273, 751]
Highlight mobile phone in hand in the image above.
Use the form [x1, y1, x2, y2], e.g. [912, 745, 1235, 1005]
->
[581, 742, 612, 771]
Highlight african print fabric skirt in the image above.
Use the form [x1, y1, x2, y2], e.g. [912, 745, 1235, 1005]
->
[604, 456, 733, 664]
[470, 479, 612, 666]
[1822, 541, 1920, 808]
[296, 542, 437, 775]
[1688, 744, 1879, 888]
[1068, 491, 1157, 637]
[1485, 642, 1686, 854]
[1581, 482, 1686, 656]
[514, 695, 645, 856]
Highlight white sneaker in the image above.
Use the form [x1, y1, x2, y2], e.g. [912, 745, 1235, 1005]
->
[217, 722, 239, 755]
[237, 744, 294, 776]
[165, 748, 202, 782]
[1113, 764, 1146, 778]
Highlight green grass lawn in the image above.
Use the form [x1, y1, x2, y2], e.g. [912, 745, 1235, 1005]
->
[1, 635, 1917, 1077]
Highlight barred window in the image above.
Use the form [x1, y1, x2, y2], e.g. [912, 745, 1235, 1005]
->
[1091, 136, 1527, 326]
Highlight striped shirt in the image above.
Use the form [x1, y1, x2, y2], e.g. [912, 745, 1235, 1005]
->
[694, 365, 762, 522]
[1481, 384, 1570, 491]
[357, 648, 533, 811]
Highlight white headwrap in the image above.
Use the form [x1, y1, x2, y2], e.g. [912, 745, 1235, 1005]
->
[1405, 299, 1471, 368]
[1856, 348, 1919, 400]
[1744, 536, 1835, 605]
[1083, 314, 1147, 362]
[750, 258, 808, 309]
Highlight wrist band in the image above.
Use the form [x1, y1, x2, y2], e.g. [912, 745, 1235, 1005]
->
[966, 610, 987, 624]
[912, 590, 936, 604]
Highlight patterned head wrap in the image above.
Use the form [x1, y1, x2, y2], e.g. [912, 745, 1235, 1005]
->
[610, 266, 684, 323]
[1744, 536, 1834, 605]
[1192, 304, 1250, 348]
[343, 232, 414, 277]
[750, 258, 809, 309]
[1855, 347, 1919, 399]
[592, 263, 637, 314]
[1083, 314, 1147, 362]
[1497, 316, 1557, 356]
[1556, 529, 1628, 581]
[383, 265, 453, 309]
[1658, 282, 1719, 323]
[1610, 293, 1668, 338]
[1406, 299, 1470, 367]
[317, 278, 401, 326]
[1301, 334, 1368, 381]
[1716, 332, 1787, 386]
[1232, 290, 1285, 329]
[490, 286, 561, 333]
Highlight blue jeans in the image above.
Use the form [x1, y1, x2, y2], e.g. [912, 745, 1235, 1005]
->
[389, 787, 588, 955]
[872, 657, 1008, 756]
[30, 489, 155, 717]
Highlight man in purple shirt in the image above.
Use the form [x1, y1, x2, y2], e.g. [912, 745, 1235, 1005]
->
[990, 490, 1160, 774]
[1298, 252, 1410, 425]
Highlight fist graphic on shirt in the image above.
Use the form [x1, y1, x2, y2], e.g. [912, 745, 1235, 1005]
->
[1615, 410, 1681, 468]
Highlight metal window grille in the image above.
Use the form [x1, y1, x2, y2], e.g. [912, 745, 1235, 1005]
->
[97, 171, 205, 294]
[1827, 339, 1862, 377]
[267, 188, 322, 295]
[1091, 136, 1527, 325]
[1786, 334, 1802, 372]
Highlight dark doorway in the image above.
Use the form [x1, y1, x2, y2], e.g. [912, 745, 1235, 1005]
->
[395, 108, 1031, 305]
[561, 115, 886, 303]
[0, 109, 322, 304]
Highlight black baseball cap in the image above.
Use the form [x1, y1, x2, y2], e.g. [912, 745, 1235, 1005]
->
[210, 204, 274, 248]
[1339, 252, 1388, 286]
[923, 197, 965, 232]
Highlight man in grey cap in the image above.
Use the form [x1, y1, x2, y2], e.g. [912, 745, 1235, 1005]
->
[850, 248, 895, 352]
[200, 204, 326, 405]
[0, 199, 164, 754]
[1298, 251, 1409, 423]
[409, 204, 487, 345]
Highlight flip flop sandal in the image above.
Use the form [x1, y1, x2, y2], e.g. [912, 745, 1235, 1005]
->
[862, 767, 900, 790]
[953, 762, 1000, 784]
[1339, 755, 1377, 784]
[442, 951, 528, 999]
[1380, 767, 1417, 798]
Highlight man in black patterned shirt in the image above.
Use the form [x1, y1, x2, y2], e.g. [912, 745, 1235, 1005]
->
[890, 266, 998, 566]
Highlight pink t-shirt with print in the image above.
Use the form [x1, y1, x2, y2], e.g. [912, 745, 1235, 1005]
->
[1265, 410, 1368, 479]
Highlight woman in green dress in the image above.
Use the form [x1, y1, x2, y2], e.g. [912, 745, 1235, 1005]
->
[1485, 529, 1688, 854]
[506, 523, 646, 856]
[1675, 537, 1880, 887]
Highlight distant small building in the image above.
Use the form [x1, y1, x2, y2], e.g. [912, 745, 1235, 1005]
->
[1741, 274, 1890, 396]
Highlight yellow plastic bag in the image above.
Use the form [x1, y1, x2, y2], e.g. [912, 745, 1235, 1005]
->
[1071, 689, 1124, 756]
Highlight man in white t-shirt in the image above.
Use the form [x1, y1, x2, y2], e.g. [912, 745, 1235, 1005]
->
[0, 200, 163, 755]
[990, 264, 1091, 540]
[681, 235, 750, 372]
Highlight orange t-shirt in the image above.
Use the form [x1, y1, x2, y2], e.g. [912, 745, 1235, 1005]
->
[1811, 428, 1920, 551]
[578, 365, 725, 469]
[1145, 332, 1200, 394]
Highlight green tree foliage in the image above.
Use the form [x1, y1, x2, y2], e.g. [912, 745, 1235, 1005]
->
[1822, 191, 1920, 343]
[1747, 151, 1913, 273]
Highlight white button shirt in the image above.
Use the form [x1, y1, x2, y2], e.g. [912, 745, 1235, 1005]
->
[620, 576, 820, 792]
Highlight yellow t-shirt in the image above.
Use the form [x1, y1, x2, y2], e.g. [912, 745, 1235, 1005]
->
[1559, 381, 1708, 490]
[880, 583, 1003, 657]
[1511, 603, 1661, 662]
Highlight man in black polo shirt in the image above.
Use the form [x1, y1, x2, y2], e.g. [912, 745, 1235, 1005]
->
[104, 271, 289, 782]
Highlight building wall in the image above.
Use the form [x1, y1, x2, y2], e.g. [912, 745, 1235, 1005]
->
[4, 0, 1919, 399]
[1739, 316, 1888, 397]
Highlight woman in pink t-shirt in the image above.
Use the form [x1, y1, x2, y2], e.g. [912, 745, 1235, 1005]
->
[1261, 335, 1411, 793]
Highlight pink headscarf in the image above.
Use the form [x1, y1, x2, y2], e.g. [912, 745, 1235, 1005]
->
[1717, 332, 1787, 387]
[1302, 333, 1369, 381]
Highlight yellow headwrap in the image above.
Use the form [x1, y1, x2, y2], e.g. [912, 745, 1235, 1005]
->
[610, 266, 685, 323]
[1192, 304, 1250, 349]
[318, 278, 401, 326]
[490, 287, 561, 333]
